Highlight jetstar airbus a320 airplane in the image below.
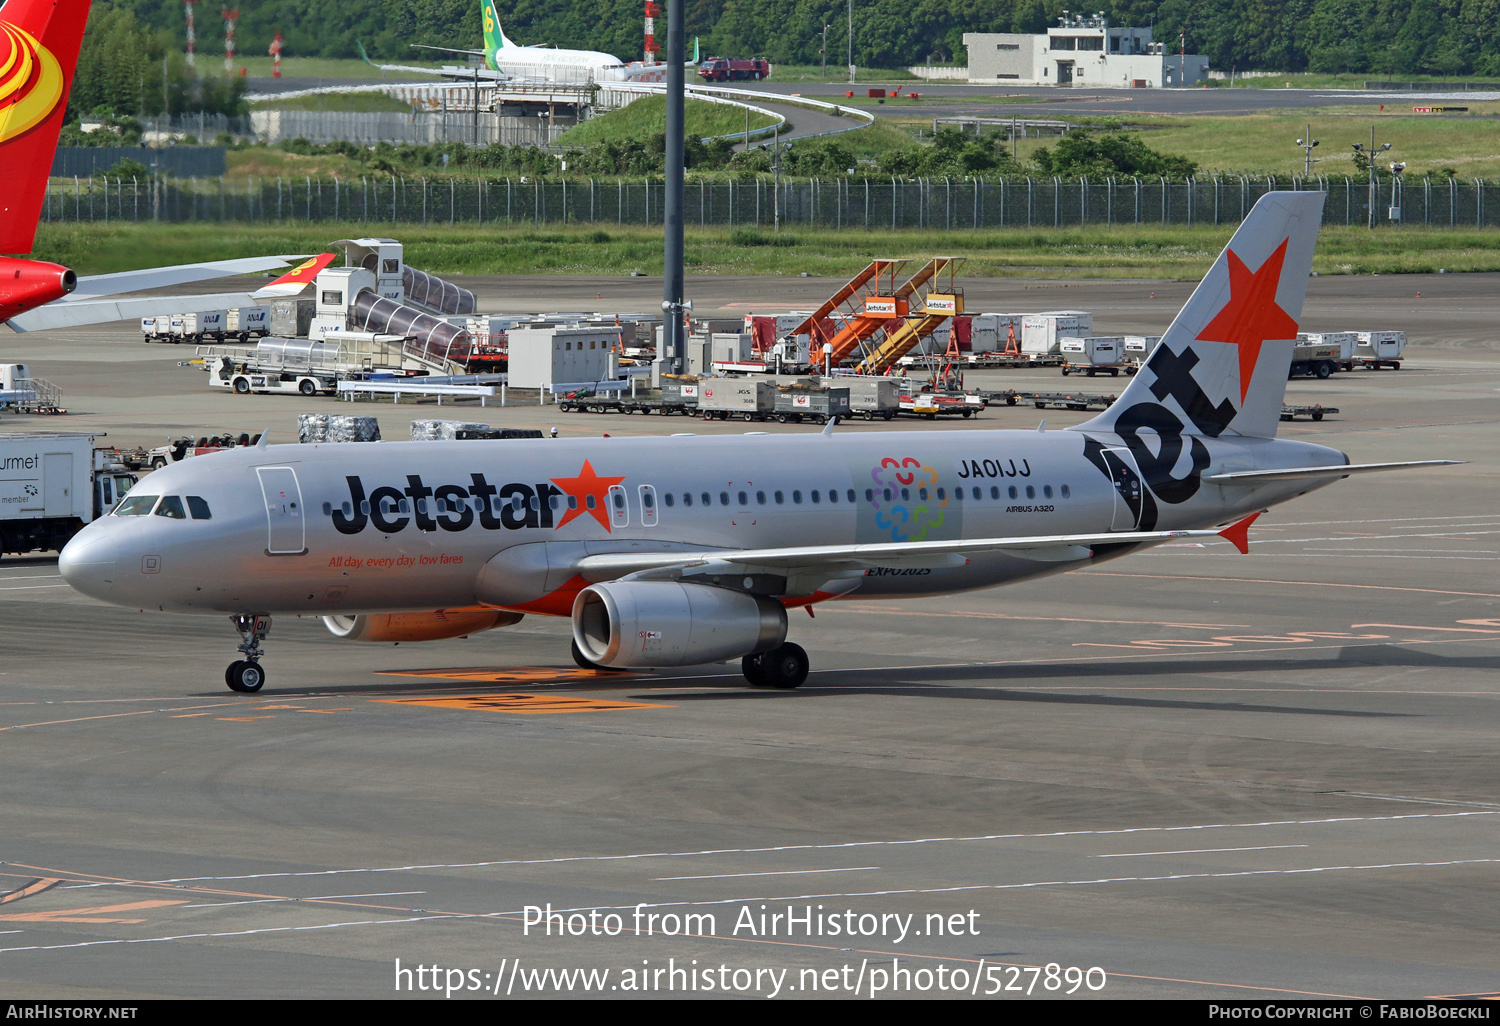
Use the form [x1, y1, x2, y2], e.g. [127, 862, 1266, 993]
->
[58, 192, 1454, 694]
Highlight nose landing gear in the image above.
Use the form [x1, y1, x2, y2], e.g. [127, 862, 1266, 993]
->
[226, 614, 271, 693]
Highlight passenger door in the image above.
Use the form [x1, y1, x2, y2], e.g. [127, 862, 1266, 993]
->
[256, 466, 307, 555]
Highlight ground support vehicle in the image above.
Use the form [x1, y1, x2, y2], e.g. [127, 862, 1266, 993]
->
[697, 57, 770, 81]
[0, 364, 64, 415]
[897, 393, 982, 419]
[772, 386, 850, 425]
[0, 434, 137, 556]
[1289, 340, 1345, 379]
[1279, 404, 1338, 422]
[559, 396, 698, 416]
[1016, 391, 1119, 412]
[209, 358, 337, 397]
[120, 432, 256, 471]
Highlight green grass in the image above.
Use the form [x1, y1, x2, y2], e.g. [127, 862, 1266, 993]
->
[761, 64, 919, 84]
[31, 221, 1500, 280]
[1222, 72, 1500, 90]
[249, 92, 415, 113]
[234, 56, 444, 80]
[557, 95, 779, 146]
[1132, 110, 1500, 179]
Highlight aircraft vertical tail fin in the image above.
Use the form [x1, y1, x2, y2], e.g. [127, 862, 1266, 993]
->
[0, 0, 90, 255]
[1075, 190, 1326, 440]
[479, 0, 514, 51]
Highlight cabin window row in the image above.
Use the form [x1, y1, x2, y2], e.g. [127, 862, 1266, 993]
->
[660, 484, 1071, 507]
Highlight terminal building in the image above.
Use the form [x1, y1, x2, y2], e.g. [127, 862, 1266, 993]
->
[962, 13, 1209, 88]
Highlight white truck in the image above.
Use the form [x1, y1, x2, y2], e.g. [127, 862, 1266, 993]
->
[0, 433, 137, 556]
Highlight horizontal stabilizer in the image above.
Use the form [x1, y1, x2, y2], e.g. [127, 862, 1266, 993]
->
[1205, 460, 1463, 483]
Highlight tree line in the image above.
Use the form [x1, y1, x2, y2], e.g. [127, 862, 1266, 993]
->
[90, 0, 1500, 76]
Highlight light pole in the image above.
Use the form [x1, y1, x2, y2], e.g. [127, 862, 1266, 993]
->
[1295, 124, 1319, 175]
[1351, 125, 1392, 229]
[821, 18, 830, 79]
[847, 0, 854, 84]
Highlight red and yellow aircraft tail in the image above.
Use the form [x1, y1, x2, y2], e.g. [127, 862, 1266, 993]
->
[0, 0, 91, 255]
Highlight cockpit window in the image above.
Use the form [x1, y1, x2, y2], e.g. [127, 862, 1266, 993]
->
[154, 496, 187, 519]
[187, 496, 212, 520]
[115, 495, 158, 516]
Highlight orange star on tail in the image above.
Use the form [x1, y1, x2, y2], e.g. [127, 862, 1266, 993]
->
[1195, 238, 1300, 402]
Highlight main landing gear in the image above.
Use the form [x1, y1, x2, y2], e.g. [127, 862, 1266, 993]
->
[742, 642, 809, 689]
[226, 614, 271, 693]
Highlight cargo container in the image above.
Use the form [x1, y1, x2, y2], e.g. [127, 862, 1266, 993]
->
[1059, 336, 1126, 376]
[969, 313, 1026, 354]
[698, 378, 775, 420]
[1298, 332, 1358, 362]
[841, 376, 900, 420]
[227, 305, 271, 342]
[772, 385, 851, 424]
[1021, 312, 1092, 356]
[1351, 330, 1406, 370]
[269, 298, 316, 339]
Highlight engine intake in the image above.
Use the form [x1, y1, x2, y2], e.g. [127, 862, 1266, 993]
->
[322, 609, 522, 643]
[572, 581, 787, 668]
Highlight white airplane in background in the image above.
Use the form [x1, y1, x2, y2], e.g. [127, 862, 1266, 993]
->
[400, 0, 698, 84]
[58, 192, 1456, 694]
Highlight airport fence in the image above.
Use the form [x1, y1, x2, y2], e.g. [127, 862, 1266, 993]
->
[39, 174, 1500, 230]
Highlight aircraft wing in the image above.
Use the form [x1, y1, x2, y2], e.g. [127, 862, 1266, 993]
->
[9, 253, 338, 332]
[1205, 461, 1462, 483]
[8, 292, 261, 332]
[67, 256, 304, 301]
[574, 514, 1264, 583]
[410, 43, 487, 57]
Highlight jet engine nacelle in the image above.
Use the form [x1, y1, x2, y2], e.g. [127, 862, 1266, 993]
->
[572, 581, 787, 668]
[322, 609, 523, 643]
[0, 258, 76, 323]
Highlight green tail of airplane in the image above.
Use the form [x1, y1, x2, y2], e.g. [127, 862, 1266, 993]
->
[480, 0, 513, 58]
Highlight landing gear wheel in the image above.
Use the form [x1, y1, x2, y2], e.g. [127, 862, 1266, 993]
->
[742, 652, 770, 686]
[226, 660, 265, 693]
[761, 642, 809, 689]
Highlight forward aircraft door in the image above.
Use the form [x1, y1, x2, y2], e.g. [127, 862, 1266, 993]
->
[256, 467, 307, 555]
[1100, 447, 1145, 531]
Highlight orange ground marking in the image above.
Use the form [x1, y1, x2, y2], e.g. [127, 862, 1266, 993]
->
[375, 693, 670, 715]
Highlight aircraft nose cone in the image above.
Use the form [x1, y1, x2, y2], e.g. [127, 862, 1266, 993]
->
[58, 532, 117, 599]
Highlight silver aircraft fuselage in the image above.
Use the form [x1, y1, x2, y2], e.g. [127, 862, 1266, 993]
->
[58, 426, 1347, 617]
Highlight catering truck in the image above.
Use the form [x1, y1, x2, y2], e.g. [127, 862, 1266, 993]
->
[0, 433, 137, 556]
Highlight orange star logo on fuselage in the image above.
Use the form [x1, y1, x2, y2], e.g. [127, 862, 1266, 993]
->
[551, 460, 625, 532]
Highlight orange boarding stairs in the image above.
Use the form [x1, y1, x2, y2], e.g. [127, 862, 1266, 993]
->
[852, 258, 966, 377]
[786, 259, 908, 367]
